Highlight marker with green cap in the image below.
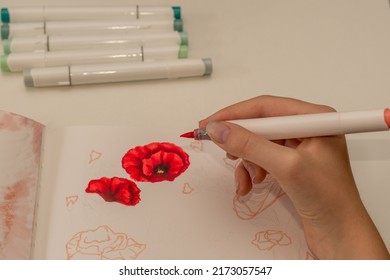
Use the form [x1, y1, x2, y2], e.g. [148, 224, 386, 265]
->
[4, 31, 188, 54]
[1, 22, 45, 39]
[1, 6, 181, 23]
[1, 54, 11, 72]
[1, 45, 189, 73]
[1, 24, 9, 39]
[2, 19, 183, 39]
[2, 38, 11, 54]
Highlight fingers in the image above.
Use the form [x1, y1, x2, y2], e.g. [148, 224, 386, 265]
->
[235, 161, 252, 196]
[226, 153, 238, 160]
[206, 121, 293, 175]
[235, 161, 267, 196]
[199, 95, 336, 128]
[242, 160, 267, 185]
[201, 95, 337, 197]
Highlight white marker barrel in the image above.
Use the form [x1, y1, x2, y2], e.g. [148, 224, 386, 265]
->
[4, 32, 187, 53]
[2, 19, 183, 39]
[2, 45, 188, 72]
[1, 6, 181, 22]
[24, 58, 212, 87]
[230, 110, 389, 140]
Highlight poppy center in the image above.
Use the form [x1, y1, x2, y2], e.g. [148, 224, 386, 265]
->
[153, 164, 170, 175]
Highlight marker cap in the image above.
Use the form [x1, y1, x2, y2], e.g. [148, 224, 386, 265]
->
[1, 55, 10, 72]
[172, 7, 181, 20]
[178, 45, 188, 58]
[174, 19, 183, 32]
[24, 70, 34, 87]
[179, 32, 188, 45]
[1, 24, 9, 39]
[24, 67, 71, 87]
[1, 8, 9, 23]
[202, 58, 213, 75]
[2, 39, 11, 54]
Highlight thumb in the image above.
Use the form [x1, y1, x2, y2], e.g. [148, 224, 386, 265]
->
[206, 121, 293, 174]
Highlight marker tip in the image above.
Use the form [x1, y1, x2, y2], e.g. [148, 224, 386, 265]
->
[180, 131, 195, 138]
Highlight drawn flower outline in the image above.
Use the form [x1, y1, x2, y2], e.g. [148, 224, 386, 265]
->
[85, 177, 141, 206]
[122, 142, 190, 183]
[66, 225, 146, 260]
[251, 230, 292, 251]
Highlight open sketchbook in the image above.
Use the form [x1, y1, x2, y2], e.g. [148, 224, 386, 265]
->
[0, 109, 312, 260]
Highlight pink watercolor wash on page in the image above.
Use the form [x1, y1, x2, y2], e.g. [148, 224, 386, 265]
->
[0, 110, 43, 259]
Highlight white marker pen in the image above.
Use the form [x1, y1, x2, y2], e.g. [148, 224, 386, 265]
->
[1, 6, 181, 23]
[1, 22, 43, 38]
[1, 45, 188, 72]
[182, 109, 390, 140]
[3, 32, 188, 53]
[24, 58, 212, 87]
[1, 19, 183, 39]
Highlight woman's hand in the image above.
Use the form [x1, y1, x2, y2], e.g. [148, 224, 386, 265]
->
[200, 95, 389, 259]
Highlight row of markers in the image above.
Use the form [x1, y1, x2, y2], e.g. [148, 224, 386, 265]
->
[0, 5, 212, 88]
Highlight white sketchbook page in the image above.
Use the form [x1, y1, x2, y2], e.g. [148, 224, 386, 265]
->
[34, 125, 309, 260]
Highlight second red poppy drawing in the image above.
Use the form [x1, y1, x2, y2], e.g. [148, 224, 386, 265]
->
[86, 177, 141, 206]
[122, 142, 190, 183]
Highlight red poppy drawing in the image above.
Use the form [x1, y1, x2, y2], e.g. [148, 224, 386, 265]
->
[85, 177, 141, 206]
[122, 142, 190, 183]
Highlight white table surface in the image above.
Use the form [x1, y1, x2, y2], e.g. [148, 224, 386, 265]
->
[1, 0, 390, 251]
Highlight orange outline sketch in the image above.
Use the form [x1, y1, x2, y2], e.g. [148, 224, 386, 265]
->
[66, 225, 146, 260]
[251, 230, 292, 251]
[182, 182, 195, 195]
[190, 141, 204, 152]
[88, 150, 102, 165]
[233, 175, 285, 220]
[65, 196, 79, 208]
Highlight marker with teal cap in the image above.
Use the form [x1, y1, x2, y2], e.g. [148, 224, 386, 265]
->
[3, 32, 188, 54]
[1, 45, 188, 73]
[1, 8, 10, 23]
[1, 6, 181, 23]
[2, 19, 183, 39]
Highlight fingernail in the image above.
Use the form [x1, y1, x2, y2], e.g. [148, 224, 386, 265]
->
[235, 177, 240, 194]
[245, 162, 256, 182]
[206, 121, 230, 144]
[243, 162, 260, 184]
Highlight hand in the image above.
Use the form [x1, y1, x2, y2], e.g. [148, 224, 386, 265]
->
[199, 95, 389, 259]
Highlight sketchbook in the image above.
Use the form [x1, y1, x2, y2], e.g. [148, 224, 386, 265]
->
[0, 109, 311, 260]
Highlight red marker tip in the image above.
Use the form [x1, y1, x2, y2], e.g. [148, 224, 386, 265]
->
[180, 131, 195, 138]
